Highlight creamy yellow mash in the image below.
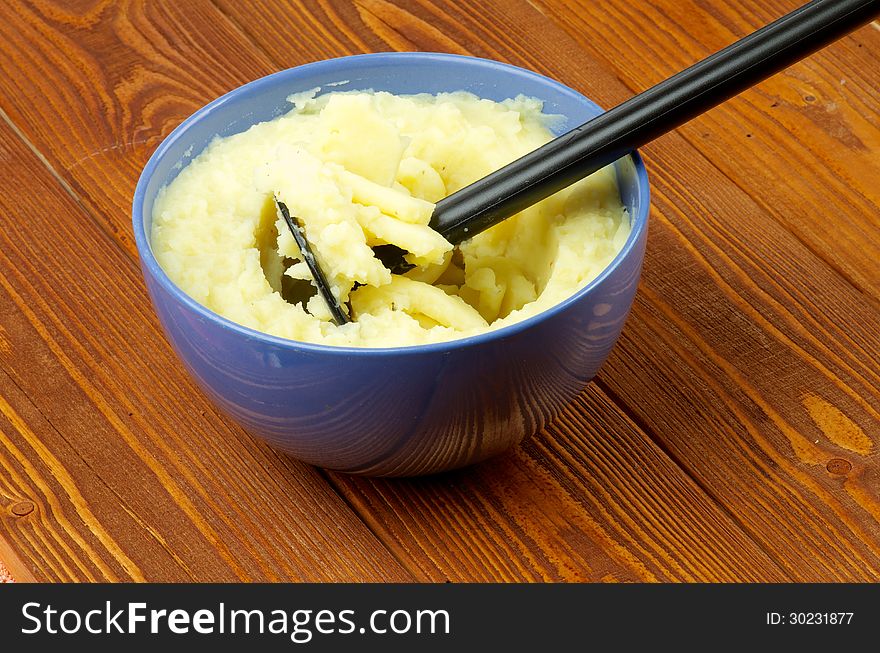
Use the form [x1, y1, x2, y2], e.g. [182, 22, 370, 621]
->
[151, 90, 630, 347]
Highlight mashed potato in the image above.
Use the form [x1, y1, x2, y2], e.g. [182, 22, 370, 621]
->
[151, 90, 630, 347]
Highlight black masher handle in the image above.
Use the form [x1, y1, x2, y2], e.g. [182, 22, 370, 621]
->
[430, 0, 880, 245]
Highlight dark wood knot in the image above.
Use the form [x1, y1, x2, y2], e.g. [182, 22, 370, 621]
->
[10, 500, 35, 516]
[825, 458, 852, 475]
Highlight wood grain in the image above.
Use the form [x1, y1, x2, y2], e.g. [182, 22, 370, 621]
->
[0, 0, 878, 582]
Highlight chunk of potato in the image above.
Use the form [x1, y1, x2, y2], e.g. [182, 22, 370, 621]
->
[336, 168, 435, 225]
[312, 94, 406, 187]
[465, 256, 537, 320]
[396, 156, 447, 202]
[404, 249, 453, 285]
[351, 275, 487, 331]
[465, 266, 506, 323]
[356, 205, 452, 266]
[500, 273, 538, 318]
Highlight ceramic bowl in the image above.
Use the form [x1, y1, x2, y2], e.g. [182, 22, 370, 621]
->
[132, 52, 650, 476]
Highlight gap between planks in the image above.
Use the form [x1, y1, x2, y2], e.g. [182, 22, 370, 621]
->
[0, 105, 128, 277]
[0, 124, 87, 579]
[593, 376, 791, 575]
[0, 107, 86, 220]
[316, 468, 434, 582]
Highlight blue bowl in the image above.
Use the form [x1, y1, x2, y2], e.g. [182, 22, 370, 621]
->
[132, 52, 650, 476]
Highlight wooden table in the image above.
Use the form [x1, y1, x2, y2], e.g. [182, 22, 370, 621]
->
[0, 0, 878, 583]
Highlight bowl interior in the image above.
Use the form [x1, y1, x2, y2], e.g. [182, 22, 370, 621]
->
[134, 53, 649, 359]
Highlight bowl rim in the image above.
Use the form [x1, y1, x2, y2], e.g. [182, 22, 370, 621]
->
[132, 51, 650, 357]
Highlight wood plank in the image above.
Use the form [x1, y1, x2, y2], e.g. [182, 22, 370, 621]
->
[0, 120, 411, 582]
[1, 369, 180, 581]
[0, 0, 786, 580]
[530, 0, 880, 301]
[211, 0, 880, 580]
